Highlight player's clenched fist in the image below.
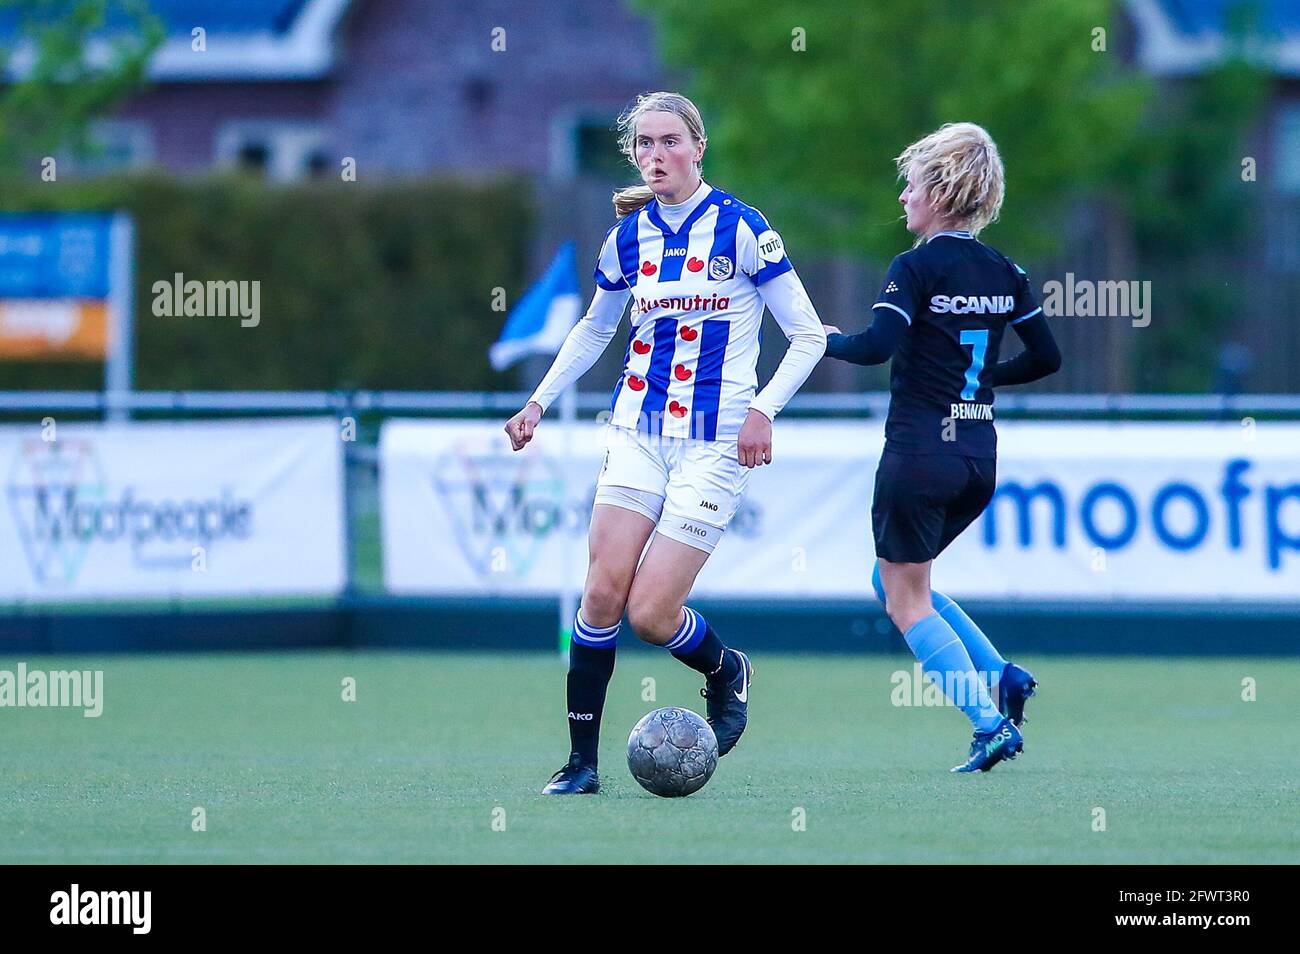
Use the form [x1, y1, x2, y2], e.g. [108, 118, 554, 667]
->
[504, 401, 543, 451]
[737, 408, 773, 468]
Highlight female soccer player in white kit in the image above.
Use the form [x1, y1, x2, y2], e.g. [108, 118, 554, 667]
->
[504, 91, 826, 794]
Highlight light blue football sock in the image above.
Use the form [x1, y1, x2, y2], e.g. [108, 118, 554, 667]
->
[931, 591, 1007, 692]
[902, 613, 1004, 733]
[872, 561, 1008, 698]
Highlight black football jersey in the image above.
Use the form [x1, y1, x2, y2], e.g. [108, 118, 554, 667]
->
[874, 230, 1041, 457]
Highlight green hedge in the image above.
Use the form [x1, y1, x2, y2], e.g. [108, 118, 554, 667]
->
[0, 174, 532, 390]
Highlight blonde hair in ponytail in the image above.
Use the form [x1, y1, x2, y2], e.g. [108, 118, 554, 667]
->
[612, 185, 656, 219]
[611, 91, 708, 218]
[895, 122, 1005, 238]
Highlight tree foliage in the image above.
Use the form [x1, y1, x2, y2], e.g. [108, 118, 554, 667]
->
[0, 0, 163, 176]
[634, 0, 1148, 258]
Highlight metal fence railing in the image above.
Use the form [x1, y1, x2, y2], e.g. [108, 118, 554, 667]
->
[2, 391, 1298, 610]
[3, 390, 1300, 417]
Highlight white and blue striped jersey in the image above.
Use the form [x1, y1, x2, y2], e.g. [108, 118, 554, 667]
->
[594, 185, 794, 441]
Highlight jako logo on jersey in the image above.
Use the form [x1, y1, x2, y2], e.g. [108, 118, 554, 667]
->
[568, 712, 594, 720]
[708, 256, 733, 280]
[930, 295, 1014, 314]
[636, 294, 731, 312]
[663, 247, 687, 257]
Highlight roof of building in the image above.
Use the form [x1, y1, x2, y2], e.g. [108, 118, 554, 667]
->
[1132, 0, 1300, 75]
[1, 0, 350, 81]
[1158, 0, 1300, 36]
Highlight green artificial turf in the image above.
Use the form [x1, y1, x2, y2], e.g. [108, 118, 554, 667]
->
[1, 651, 1296, 863]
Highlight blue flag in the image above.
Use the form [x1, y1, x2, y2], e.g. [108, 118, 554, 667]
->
[490, 241, 582, 371]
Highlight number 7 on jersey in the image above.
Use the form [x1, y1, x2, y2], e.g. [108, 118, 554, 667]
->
[959, 329, 989, 401]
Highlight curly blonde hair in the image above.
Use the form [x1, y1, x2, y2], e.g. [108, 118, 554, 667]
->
[896, 123, 1005, 237]
[611, 91, 708, 218]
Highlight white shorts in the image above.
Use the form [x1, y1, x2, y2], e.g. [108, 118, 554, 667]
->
[593, 425, 750, 553]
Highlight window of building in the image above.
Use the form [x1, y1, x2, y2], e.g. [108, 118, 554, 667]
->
[215, 121, 328, 182]
[551, 114, 627, 180]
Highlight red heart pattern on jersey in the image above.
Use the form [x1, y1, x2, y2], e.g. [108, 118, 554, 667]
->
[686, 257, 704, 272]
[674, 364, 692, 381]
[627, 375, 646, 391]
[679, 326, 699, 341]
[668, 401, 688, 418]
[632, 339, 650, 355]
[641, 261, 657, 276]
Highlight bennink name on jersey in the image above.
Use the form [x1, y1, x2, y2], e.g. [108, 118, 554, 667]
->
[930, 294, 1014, 315]
[950, 402, 994, 420]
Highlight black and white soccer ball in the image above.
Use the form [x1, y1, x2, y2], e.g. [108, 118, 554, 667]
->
[627, 706, 718, 797]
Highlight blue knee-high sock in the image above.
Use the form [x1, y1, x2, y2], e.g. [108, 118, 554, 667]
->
[567, 611, 619, 766]
[930, 591, 1006, 691]
[872, 561, 1007, 693]
[667, 606, 732, 679]
[902, 613, 1004, 733]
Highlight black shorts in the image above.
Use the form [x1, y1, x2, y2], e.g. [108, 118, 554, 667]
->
[871, 450, 996, 563]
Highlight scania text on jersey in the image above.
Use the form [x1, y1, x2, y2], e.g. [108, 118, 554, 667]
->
[929, 294, 1014, 314]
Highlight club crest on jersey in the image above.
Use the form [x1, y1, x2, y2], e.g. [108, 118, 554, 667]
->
[708, 255, 733, 280]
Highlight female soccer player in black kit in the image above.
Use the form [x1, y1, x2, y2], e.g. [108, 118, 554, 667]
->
[823, 123, 1061, 773]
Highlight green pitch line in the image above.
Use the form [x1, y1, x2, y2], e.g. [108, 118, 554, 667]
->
[1, 652, 1297, 864]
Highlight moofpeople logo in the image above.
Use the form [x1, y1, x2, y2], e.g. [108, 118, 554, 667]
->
[6, 438, 104, 585]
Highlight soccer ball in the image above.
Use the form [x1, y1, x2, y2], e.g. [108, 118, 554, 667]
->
[627, 706, 718, 797]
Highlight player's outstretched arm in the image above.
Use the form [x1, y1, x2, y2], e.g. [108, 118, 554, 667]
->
[989, 312, 1061, 387]
[822, 305, 907, 366]
[742, 270, 827, 467]
[503, 286, 629, 451]
[749, 270, 827, 420]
